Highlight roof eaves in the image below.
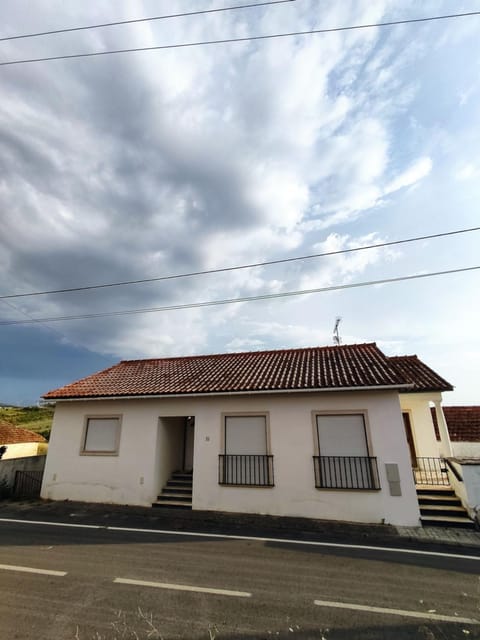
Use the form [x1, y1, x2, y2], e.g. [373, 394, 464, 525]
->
[48, 382, 414, 401]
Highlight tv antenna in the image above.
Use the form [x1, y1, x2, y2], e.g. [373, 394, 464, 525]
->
[333, 317, 342, 346]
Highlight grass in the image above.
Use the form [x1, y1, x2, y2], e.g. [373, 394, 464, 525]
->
[0, 405, 54, 440]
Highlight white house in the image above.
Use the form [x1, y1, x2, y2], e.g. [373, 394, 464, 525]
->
[41, 342, 458, 527]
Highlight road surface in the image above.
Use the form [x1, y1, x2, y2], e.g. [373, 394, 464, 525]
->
[0, 519, 478, 639]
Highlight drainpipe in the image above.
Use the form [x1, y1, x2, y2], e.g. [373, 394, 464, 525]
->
[433, 400, 453, 458]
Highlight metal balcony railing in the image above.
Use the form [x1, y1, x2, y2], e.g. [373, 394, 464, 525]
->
[218, 454, 274, 487]
[412, 457, 450, 486]
[313, 456, 381, 490]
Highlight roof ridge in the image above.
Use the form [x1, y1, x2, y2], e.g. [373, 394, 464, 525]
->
[119, 342, 379, 364]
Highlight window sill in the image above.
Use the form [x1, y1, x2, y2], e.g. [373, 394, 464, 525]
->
[80, 451, 119, 456]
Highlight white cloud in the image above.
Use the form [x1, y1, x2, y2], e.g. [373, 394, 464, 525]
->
[455, 163, 480, 181]
[384, 156, 432, 194]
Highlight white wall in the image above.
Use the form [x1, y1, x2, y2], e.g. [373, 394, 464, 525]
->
[42, 401, 160, 506]
[41, 390, 420, 526]
[452, 442, 480, 458]
[448, 461, 480, 517]
[399, 393, 440, 458]
[461, 464, 480, 512]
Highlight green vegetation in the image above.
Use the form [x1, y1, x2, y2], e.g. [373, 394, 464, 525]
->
[0, 405, 54, 441]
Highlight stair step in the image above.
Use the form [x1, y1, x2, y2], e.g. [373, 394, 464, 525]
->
[167, 479, 193, 486]
[416, 487, 455, 496]
[420, 506, 467, 517]
[420, 515, 474, 529]
[420, 504, 465, 511]
[159, 492, 193, 500]
[162, 487, 192, 496]
[171, 472, 193, 479]
[418, 495, 461, 506]
[153, 500, 192, 509]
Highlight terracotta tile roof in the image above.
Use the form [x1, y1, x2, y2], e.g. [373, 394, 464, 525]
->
[43, 343, 420, 399]
[388, 355, 453, 392]
[0, 421, 47, 445]
[431, 406, 480, 442]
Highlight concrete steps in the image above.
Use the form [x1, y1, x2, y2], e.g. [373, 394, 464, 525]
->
[153, 471, 193, 509]
[417, 487, 474, 529]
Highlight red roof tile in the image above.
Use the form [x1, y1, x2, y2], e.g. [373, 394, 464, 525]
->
[388, 355, 453, 392]
[431, 406, 480, 442]
[44, 343, 420, 399]
[0, 422, 47, 445]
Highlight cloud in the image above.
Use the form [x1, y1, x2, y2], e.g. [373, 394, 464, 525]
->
[384, 156, 432, 194]
[455, 163, 480, 181]
[4, 0, 474, 400]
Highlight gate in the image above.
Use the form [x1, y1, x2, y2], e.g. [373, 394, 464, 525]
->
[13, 470, 43, 498]
[413, 457, 450, 486]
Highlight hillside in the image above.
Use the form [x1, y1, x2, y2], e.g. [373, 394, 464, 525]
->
[0, 405, 54, 441]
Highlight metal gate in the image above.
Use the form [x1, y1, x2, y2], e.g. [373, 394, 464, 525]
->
[13, 470, 43, 498]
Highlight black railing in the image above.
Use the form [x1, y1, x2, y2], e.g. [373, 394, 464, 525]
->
[13, 470, 43, 498]
[445, 458, 463, 482]
[313, 456, 381, 490]
[218, 455, 274, 487]
[413, 457, 450, 486]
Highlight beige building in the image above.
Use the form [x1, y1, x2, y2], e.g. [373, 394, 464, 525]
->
[41, 343, 463, 527]
[0, 422, 47, 460]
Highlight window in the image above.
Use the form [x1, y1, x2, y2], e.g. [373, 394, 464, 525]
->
[316, 414, 369, 457]
[225, 415, 267, 454]
[219, 414, 273, 486]
[313, 413, 380, 490]
[81, 417, 121, 455]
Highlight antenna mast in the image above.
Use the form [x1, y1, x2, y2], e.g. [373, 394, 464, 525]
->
[333, 317, 342, 346]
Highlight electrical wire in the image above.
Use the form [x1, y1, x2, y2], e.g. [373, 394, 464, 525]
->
[0, 1, 295, 43]
[1, 265, 478, 326]
[1, 226, 478, 300]
[1, 10, 479, 67]
[0, 298, 69, 339]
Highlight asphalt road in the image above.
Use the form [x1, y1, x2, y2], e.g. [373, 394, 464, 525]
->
[0, 520, 479, 640]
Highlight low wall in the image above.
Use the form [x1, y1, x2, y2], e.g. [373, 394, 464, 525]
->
[0, 455, 46, 494]
[452, 442, 480, 458]
[448, 458, 480, 520]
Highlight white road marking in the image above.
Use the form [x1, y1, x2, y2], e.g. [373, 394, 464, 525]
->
[1, 517, 479, 562]
[314, 600, 479, 624]
[114, 577, 251, 597]
[107, 526, 480, 561]
[0, 517, 101, 529]
[0, 562, 67, 577]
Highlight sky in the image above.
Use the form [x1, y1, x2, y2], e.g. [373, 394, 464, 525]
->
[0, 0, 479, 406]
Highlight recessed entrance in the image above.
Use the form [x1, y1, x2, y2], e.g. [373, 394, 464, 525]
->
[155, 416, 195, 508]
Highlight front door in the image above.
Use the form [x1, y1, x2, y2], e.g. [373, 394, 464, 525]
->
[402, 412, 417, 466]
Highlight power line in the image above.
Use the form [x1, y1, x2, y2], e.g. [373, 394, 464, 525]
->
[1, 226, 478, 300]
[1, 265, 478, 326]
[0, 1, 295, 43]
[0, 298, 68, 339]
[1, 10, 479, 67]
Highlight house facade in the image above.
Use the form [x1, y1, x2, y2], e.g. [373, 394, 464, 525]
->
[41, 343, 455, 527]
